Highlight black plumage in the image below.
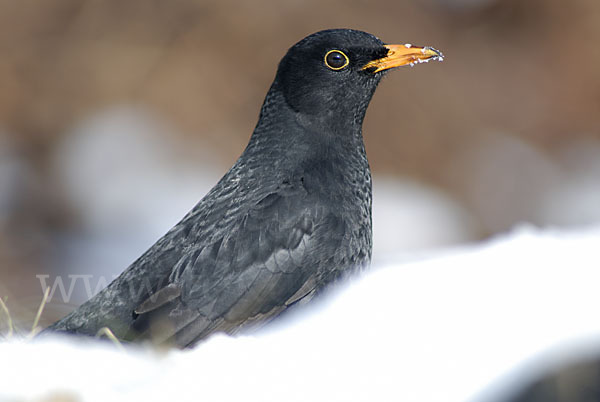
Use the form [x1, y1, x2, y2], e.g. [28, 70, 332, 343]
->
[45, 29, 442, 348]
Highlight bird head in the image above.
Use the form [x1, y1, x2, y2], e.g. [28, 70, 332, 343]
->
[274, 29, 443, 125]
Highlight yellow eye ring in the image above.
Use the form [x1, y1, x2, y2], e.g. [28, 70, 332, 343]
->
[324, 50, 349, 70]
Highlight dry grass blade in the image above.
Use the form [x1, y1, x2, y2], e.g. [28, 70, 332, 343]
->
[96, 327, 125, 352]
[0, 296, 14, 338]
[28, 287, 50, 338]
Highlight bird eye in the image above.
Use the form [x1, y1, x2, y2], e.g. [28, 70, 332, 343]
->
[324, 50, 349, 70]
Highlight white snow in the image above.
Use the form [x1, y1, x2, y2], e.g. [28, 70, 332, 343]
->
[2, 225, 600, 402]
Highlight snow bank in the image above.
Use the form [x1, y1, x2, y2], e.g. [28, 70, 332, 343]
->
[2, 225, 600, 402]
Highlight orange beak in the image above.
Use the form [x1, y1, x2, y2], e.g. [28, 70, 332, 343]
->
[362, 44, 444, 72]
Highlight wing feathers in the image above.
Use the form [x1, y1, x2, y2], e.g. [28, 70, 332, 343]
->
[134, 283, 181, 315]
[132, 188, 347, 347]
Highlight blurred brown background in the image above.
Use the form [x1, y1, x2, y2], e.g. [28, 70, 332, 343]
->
[1, 0, 599, 327]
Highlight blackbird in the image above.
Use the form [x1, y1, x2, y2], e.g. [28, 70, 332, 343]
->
[46, 29, 443, 348]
